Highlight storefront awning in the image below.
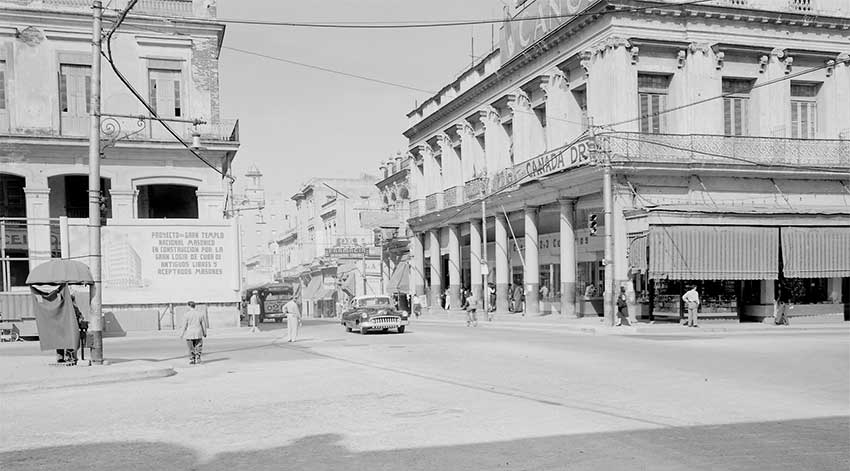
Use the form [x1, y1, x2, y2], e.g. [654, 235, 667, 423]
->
[628, 234, 648, 273]
[387, 261, 410, 293]
[649, 225, 778, 280]
[781, 226, 850, 278]
[315, 287, 337, 300]
[301, 276, 323, 300]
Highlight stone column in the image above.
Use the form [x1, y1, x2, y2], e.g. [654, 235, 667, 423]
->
[541, 68, 573, 150]
[682, 42, 722, 134]
[524, 206, 540, 315]
[456, 122, 476, 183]
[419, 143, 437, 198]
[469, 218, 483, 304]
[428, 229, 442, 309]
[586, 37, 639, 132]
[438, 133, 460, 193]
[559, 198, 577, 317]
[109, 189, 136, 221]
[480, 106, 511, 174]
[24, 185, 52, 271]
[448, 224, 461, 309]
[408, 152, 425, 208]
[410, 232, 425, 296]
[197, 191, 226, 220]
[753, 48, 791, 137]
[827, 53, 850, 137]
[508, 90, 533, 164]
[495, 213, 510, 311]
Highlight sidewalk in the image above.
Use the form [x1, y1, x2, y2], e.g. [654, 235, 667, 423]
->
[0, 349, 176, 394]
[412, 309, 850, 335]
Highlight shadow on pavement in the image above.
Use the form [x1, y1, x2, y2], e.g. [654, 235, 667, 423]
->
[2, 416, 847, 471]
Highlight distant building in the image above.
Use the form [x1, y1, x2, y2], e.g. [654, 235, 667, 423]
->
[276, 175, 385, 317]
[375, 153, 413, 298]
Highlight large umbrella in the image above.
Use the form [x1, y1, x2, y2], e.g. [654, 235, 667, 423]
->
[25, 259, 94, 285]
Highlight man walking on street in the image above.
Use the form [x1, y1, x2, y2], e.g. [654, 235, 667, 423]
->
[616, 286, 631, 326]
[284, 297, 301, 342]
[179, 301, 207, 364]
[682, 285, 700, 328]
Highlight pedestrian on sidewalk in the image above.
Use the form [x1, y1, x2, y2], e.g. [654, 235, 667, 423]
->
[465, 290, 478, 327]
[284, 296, 301, 342]
[411, 293, 422, 318]
[488, 283, 496, 314]
[774, 284, 791, 326]
[179, 301, 207, 365]
[616, 286, 631, 326]
[682, 285, 700, 328]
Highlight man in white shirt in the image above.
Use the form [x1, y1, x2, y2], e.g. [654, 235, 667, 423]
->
[682, 285, 701, 328]
[179, 301, 208, 364]
[283, 297, 301, 342]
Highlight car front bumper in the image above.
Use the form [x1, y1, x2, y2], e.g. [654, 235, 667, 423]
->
[361, 317, 409, 329]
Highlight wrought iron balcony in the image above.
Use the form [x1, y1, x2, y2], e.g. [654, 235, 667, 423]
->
[41, 0, 206, 18]
[606, 132, 850, 169]
[425, 193, 443, 212]
[443, 186, 462, 208]
[409, 199, 423, 218]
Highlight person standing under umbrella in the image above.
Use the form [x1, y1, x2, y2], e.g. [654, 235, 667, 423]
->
[179, 301, 207, 364]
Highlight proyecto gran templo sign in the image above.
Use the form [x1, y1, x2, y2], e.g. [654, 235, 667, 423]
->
[500, 0, 596, 62]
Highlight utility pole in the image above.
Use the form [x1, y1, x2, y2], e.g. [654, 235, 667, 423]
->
[88, 0, 104, 364]
[595, 122, 615, 327]
[481, 194, 488, 311]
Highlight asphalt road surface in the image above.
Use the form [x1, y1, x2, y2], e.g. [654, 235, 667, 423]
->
[2, 320, 848, 470]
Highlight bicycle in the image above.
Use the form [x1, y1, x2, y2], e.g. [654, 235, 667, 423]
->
[0, 325, 21, 342]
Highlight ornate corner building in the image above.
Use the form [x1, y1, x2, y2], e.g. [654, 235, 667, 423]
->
[404, 0, 850, 321]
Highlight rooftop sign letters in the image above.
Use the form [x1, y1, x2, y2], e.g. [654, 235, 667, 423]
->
[501, 0, 594, 62]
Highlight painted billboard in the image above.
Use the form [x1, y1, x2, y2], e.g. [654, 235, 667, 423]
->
[500, 0, 596, 62]
[67, 222, 238, 305]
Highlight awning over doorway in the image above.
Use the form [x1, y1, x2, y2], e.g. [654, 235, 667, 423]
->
[301, 276, 323, 300]
[387, 261, 410, 293]
[781, 226, 850, 278]
[628, 234, 648, 273]
[648, 225, 778, 280]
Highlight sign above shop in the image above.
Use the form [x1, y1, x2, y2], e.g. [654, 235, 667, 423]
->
[500, 0, 594, 63]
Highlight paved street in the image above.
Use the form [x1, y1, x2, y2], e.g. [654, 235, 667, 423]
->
[1, 321, 848, 470]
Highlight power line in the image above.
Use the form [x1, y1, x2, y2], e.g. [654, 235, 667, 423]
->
[102, 1, 231, 181]
[604, 132, 850, 175]
[222, 46, 435, 94]
[107, 0, 713, 29]
[603, 62, 840, 130]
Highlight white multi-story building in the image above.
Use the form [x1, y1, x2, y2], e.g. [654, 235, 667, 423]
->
[0, 0, 240, 331]
[405, 0, 849, 322]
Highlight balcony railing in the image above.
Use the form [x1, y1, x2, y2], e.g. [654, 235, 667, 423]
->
[443, 186, 461, 208]
[425, 193, 442, 212]
[606, 133, 850, 169]
[191, 119, 239, 143]
[409, 199, 423, 218]
[1, 118, 239, 144]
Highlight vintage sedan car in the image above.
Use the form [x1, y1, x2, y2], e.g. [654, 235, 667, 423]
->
[341, 295, 409, 334]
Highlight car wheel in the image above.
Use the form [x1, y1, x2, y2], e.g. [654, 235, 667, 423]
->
[382, 328, 389, 333]
[276, 318, 283, 323]
[345, 326, 352, 332]
[360, 326, 368, 335]
[397, 326, 405, 334]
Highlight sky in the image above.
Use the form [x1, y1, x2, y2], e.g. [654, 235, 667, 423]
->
[217, 0, 506, 200]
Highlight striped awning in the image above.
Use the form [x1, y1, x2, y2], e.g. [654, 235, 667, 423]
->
[649, 225, 779, 280]
[628, 234, 648, 273]
[781, 226, 850, 278]
[301, 276, 324, 300]
[387, 261, 410, 293]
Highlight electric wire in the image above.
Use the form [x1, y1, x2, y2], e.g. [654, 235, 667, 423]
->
[101, 1, 232, 181]
[105, 0, 715, 29]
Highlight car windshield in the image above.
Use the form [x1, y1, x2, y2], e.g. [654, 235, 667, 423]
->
[354, 297, 392, 308]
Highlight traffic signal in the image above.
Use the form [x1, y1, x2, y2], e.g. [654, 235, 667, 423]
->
[373, 229, 383, 247]
[588, 213, 597, 236]
[99, 195, 109, 226]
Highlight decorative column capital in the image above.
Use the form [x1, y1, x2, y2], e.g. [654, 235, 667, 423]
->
[478, 106, 500, 128]
[540, 68, 568, 96]
[23, 187, 51, 197]
[558, 197, 577, 207]
[579, 50, 593, 77]
[688, 42, 711, 55]
[436, 132, 452, 148]
[454, 121, 474, 137]
[417, 142, 433, 157]
[507, 89, 531, 111]
[770, 47, 785, 60]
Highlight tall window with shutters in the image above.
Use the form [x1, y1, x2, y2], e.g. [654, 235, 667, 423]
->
[722, 78, 752, 136]
[790, 82, 819, 139]
[148, 66, 183, 139]
[638, 74, 670, 134]
[0, 60, 8, 132]
[59, 64, 91, 136]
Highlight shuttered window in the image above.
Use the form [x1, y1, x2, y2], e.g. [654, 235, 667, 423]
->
[0, 61, 6, 110]
[722, 78, 752, 136]
[790, 83, 818, 138]
[638, 74, 669, 134]
[148, 69, 182, 118]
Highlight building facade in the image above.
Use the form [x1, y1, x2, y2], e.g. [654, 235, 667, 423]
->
[0, 0, 240, 332]
[405, 0, 850, 322]
[375, 152, 413, 299]
[277, 175, 387, 317]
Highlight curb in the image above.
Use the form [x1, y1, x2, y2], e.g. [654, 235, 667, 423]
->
[0, 364, 177, 394]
